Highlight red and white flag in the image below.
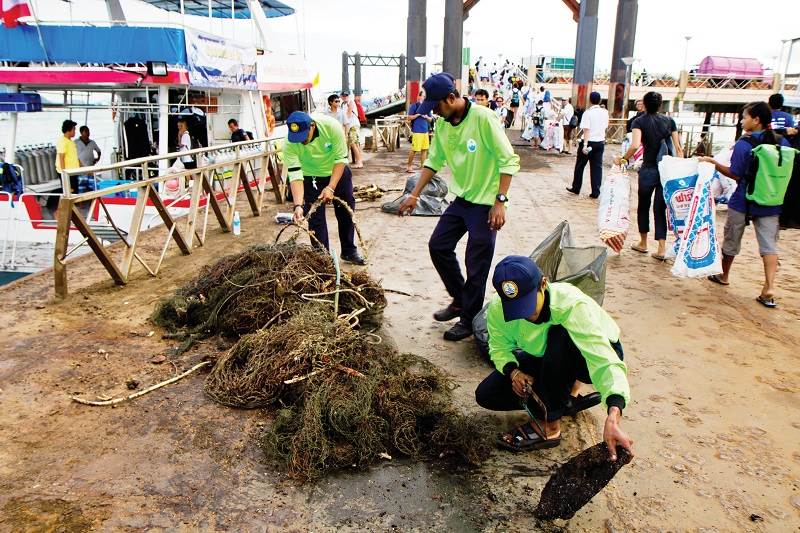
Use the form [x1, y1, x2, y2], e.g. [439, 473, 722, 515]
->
[1, 0, 32, 28]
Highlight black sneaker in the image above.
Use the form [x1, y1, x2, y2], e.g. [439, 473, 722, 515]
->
[433, 304, 461, 322]
[443, 322, 473, 341]
[565, 187, 579, 195]
[341, 252, 367, 265]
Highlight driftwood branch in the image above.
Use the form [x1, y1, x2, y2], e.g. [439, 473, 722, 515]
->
[70, 361, 212, 406]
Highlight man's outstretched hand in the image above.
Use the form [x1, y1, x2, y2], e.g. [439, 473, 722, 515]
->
[603, 406, 633, 461]
[398, 195, 418, 216]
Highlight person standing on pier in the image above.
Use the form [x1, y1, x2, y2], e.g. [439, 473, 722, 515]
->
[55, 120, 79, 194]
[398, 73, 520, 341]
[567, 91, 609, 198]
[285, 111, 366, 265]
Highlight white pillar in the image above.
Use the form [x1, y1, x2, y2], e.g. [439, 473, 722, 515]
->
[4, 85, 19, 164]
[158, 84, 169, 172]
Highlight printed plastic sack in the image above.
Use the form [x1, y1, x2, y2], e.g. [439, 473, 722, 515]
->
[381, 174, 449, 216]
[521, 120, 536, 141]
[659, 156, 699, 258]
[671, 162, 722, 278]
[597, 166, 630, 253]
[620, 134, 644, 170]
[473, 221, 607, 358]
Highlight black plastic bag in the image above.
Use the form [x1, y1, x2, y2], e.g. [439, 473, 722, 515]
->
[381, 174, 450, 216]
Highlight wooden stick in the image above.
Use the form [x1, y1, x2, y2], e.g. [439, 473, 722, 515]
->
[70, 361, 212, 406]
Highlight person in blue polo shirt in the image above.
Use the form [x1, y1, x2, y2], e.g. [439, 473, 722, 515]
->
[768, 93, 797, 135]
[406, 90, 434, 173]
[284, 111, 366, 265]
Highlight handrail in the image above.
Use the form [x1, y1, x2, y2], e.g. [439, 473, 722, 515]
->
[53, 138, 286, 298]
[60, 138, 270, 179]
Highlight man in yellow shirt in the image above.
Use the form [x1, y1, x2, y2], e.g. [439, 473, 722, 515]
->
[56, 120, 80, 193]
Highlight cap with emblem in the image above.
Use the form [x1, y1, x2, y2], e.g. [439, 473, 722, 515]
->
[416, 72, 457, 116]
[286, 111, 313, 143]
[492, 255, 544, 321]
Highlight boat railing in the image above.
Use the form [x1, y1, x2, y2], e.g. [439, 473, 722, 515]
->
[53, 138, 284, 298]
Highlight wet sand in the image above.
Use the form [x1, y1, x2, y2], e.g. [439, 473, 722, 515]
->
[1, 137, 799, 532]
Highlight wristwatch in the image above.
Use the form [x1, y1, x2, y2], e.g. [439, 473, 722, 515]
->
[496, 193, 509, 203]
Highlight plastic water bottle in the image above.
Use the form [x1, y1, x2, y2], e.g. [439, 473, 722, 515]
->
[232, 211, 241, 237]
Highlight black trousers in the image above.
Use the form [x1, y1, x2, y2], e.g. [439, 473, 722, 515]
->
[571, 140, 605, 196]
[637, 166, 667, 240]
[474, 325, 624, 421]
[428, 197, 497, 327]
[301, 166, 357, 256]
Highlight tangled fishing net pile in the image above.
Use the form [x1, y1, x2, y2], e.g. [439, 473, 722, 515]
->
[153, 242, 492, 480]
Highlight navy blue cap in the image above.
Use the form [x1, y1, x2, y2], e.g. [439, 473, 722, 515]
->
[590, 91, 601, 103]
[416, 72, 456, 116]
[492, 256, 544, 321]
[287, 111, 312, 143]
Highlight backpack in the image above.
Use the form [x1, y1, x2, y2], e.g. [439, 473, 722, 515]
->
[743, 136, 798, 207]
[0, 162, 24, 196]
[511, 90, 520, 106]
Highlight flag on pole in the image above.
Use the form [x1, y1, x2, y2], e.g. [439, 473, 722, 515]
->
[1, 0, 32, 28]
[312, 72, 320, 88]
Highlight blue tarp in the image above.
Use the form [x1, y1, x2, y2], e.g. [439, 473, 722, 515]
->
[0, 25, 187, 65]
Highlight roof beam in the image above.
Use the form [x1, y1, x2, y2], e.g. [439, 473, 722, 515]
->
[562, 0, 579, 22]
[463, 0, 479, 20]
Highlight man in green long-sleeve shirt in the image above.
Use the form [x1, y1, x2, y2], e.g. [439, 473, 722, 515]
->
[475, 255, 634, 459]
[284, 111, 365, 264]
[399, 73, 520, 342]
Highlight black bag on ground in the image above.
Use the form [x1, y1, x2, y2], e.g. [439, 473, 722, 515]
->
[381, 174, 450, 216]
[473, 221, 608, 359]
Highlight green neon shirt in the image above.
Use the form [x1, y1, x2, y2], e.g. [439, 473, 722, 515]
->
[423, 99, 520, 206]
[487, 282, 630, 408]
[283, 112, 349, 182]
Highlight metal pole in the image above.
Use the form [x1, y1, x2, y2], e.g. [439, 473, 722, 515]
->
[622, 63, 631, 123]
[406, 0, 427, 110]
[341, 51, 350, 94]
[354, 52, 362, 96]
[683, 36, 692, 72]
[158, 85, 169, 173]
[571, 0, 599, 110]
[442, 0, 463, 84]
[607, 0, 638, 119]
[4, 85, 19, 165]
[398, 54, 406, 90]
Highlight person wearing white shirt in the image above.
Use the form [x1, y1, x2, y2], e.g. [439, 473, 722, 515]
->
[340, 92, 364, 169]
[567, 92, 609, 198]
[561, 98, 576, 154]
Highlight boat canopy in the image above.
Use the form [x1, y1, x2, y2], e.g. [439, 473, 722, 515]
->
[139, 0, 294, 18]
[0, 25, 187, 64]
[696, 56, 764, 77]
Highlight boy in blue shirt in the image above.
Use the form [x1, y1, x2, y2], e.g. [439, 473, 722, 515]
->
[700, 101, 791, 308]
[406, 91, 433, 172]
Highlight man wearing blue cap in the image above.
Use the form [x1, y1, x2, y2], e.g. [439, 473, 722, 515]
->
[475, 255, 633, 459]
[398, 73, 520, 341]
[284, 110, 365, 265]
[567, 91, 609, 198]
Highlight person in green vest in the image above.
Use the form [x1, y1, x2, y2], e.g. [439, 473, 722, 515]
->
[284, 111, 365, 265]
[398, 73, 520, 341]
[475, 255, 634, 460]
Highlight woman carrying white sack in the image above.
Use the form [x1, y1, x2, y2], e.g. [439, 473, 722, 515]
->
[615, 91, 683, 260]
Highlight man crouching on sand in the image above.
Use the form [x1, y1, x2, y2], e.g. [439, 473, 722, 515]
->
[475, 255, 634, 460]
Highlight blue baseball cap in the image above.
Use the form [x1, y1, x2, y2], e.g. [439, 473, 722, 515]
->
[492, 256, 544, 321]
[416, 72, 457, 116]
[287, 111, 312, 143]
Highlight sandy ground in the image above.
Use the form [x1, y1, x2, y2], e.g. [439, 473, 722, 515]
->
[1, 132, 799, 533]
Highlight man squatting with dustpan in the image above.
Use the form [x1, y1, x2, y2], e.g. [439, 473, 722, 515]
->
[398, 73, 520, 341]
[475, 255, 634, 459]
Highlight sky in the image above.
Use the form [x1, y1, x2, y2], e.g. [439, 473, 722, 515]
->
[260, 0, 800, 98]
